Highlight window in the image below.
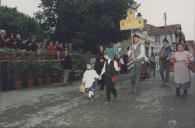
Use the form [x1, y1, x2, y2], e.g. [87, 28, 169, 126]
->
[155, 35, 160, 44]
[170, 34, 173, 44]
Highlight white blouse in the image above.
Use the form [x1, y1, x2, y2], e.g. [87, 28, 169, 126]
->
[82, 70, 99, 88]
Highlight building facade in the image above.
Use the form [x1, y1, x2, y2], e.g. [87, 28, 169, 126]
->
[147, 24, 181, 54]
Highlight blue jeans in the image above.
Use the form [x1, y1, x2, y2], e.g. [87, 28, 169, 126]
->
[131, 61, 141, 90]
[159, 60, 170, 82]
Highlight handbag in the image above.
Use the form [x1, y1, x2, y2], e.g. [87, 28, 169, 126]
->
[79, 83, 85, 93]
[188, 61, 195, 73]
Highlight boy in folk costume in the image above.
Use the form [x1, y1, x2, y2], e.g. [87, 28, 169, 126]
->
[100, 48, 119, 102]
[82, 62, 100, 100]
[128, 34, 146, 94]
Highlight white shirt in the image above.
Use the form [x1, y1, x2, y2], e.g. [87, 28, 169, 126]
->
[127, 43, 145, 60]
[100, 58, 119, 76]
[82, 70, 99, 88]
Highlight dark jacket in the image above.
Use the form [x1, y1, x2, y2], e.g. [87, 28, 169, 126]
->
[94, 50, 105, 74]
[105, 60, 116, 77]
[61, 55, 73, 70]
[0, 36, 5, 47]
[14, 39, 23, 49]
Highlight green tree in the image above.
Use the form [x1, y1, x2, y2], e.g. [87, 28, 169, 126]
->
[0, 6, 41, 38]
[37, 0, 140, 51]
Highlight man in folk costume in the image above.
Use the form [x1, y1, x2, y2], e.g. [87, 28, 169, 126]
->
[128, 34, 146, 94]
[100, 48, 119, 102]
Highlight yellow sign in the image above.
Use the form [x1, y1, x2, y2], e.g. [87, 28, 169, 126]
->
[120, 9, 144, 30]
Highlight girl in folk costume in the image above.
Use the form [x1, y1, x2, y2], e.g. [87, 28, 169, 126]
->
[170, 43, 193, 96]
[100, 48, 120, 102]
[82, 62, 100, 100]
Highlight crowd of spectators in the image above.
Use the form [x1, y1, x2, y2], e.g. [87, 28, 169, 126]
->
[0, 29, 72, 59]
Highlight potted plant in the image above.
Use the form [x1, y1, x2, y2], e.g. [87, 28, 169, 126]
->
[0, 74, 3, 91]
[50, 63, 63, 83]
[9, 61, 22, 90]
[44, 61, 53, 84]
[33, 61, 45, 86]
[0, 49, 5, 60]
[26, 61, 35, 88]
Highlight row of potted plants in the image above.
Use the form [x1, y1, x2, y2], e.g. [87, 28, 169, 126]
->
[0, 48, 88, 91]
[0, 60, 63, 91]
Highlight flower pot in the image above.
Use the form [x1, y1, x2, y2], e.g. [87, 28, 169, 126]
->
[0, 56, 3, 60]
[45, 77, 52, 84]
[27, 80, 34, 88]
[13, 80, 22, 90]
[0, 80, 3, 91]
[58, 77, 64, 82]
[38, 78, 44, 85]
[52, 77, 58, 83]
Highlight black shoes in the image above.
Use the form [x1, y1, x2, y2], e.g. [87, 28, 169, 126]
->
[184, 89, 188, 95]
[176, 88, 188, 96]
[176, 88, 180, 96]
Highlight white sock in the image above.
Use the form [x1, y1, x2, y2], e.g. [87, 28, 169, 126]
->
[88, 91, 93, 98]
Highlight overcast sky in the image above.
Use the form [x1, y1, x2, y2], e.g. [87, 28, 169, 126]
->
[1, 0, 195, 40]
[136, 0, 195, 41]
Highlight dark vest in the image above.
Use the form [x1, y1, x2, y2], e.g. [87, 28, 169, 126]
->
[105, 60, 116, 77]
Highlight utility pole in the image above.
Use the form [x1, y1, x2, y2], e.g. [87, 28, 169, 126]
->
[164, 12, 167, 39]
[0, 0, 1, 6]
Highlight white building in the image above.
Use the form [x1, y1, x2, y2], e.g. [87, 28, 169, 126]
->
[147, 24, 181, 54]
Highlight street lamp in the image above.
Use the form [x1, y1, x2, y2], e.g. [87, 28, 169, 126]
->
[164, 12, 167, 39]
[136, 12, 142, 19]
[136, 12, 143, 30]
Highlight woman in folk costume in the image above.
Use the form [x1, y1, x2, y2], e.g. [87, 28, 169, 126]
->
[127, 34, 146, 94]
[100, 48, 119, 102]
[170, 43, 193, 96]
[82, 62, 100, 100]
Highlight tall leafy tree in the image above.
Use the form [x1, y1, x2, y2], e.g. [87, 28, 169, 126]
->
[0, 6, 40, 38]
[37, 0, 140, 51]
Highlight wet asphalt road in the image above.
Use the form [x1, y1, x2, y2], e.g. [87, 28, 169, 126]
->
[0, 72, 194, 128]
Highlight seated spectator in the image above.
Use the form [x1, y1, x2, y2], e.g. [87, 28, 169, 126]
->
[30, 38, 38, 52]
[7, 34, 15, 49]
[37, 42, 46, 56]
[14, 34, 23, 50]
[57, 43, 64, 60]
[47, 41, 57, 56]
[0, 30, 7, 47]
